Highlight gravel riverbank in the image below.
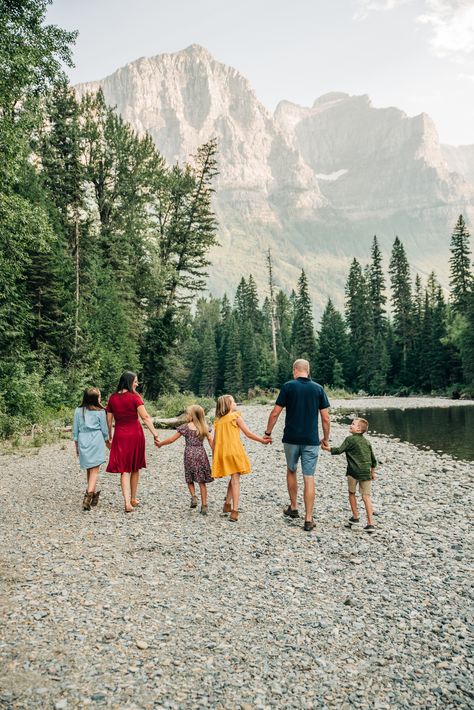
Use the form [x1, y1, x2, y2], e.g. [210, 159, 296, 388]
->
[1, 405, 473, 709]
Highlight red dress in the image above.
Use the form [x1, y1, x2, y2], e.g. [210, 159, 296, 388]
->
[106, 392, 146, 473]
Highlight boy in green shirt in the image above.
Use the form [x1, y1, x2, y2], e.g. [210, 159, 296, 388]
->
[322, 418, 377, 533]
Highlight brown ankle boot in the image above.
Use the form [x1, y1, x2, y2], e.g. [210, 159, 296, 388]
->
[222, 501, 232, 514]
[82, 492, 93, 511]
[229, 510, 238, 522]
[91, 491, 100, 507]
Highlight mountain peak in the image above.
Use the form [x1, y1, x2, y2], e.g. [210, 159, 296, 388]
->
[177, 43, 213, 58]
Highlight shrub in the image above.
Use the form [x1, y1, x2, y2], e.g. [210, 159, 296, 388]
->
[155, 391, 215, 418]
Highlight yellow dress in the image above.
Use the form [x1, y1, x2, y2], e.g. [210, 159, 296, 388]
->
[211, 411, 251, 478]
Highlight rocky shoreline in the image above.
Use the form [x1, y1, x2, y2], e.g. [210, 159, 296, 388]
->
[1, 405, 473, 709]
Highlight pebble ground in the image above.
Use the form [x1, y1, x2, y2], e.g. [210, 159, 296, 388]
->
[1, 405, 473, 709]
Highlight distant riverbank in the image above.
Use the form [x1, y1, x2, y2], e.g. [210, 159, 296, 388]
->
[330, 395, 474, 410]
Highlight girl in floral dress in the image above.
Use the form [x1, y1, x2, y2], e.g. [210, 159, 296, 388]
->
[157, 405, 213, 514]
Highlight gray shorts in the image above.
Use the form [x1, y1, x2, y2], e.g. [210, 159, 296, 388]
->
[284, 443, 320, 477]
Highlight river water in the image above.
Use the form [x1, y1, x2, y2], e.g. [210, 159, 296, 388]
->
[338, 405, 474, 461]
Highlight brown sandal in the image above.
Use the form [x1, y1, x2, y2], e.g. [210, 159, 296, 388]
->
[229, 510, 238, 522]
[131, 498, 140, 507]
[124, 504, 134, 513]
[222, 501, 232, 514]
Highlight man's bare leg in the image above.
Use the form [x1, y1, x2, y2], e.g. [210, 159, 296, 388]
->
[303, 476, 315, 522]
[287, 468, 298, 510]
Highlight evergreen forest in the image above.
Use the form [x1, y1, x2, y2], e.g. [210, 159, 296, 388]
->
[1, 1, 474, 438]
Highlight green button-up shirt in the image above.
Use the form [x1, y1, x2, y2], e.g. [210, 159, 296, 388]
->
[330, 434, 377, 480]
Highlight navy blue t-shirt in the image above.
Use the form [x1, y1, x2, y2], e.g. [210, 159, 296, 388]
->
[275, 377, 330, 445]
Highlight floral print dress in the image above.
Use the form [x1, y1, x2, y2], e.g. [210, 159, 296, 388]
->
[177, 425, 213, 484]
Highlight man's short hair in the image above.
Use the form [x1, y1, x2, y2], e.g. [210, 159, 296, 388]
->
[354, 418, 368, 433]
[293, 358, 310, 374]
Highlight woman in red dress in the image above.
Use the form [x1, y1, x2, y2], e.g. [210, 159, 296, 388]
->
[106, 371, 160, 512]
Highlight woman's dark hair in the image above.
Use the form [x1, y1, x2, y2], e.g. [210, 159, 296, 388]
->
[116, 371, 137, 393]
[80, 387, 104, 410]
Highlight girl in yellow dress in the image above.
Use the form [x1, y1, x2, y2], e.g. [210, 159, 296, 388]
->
[212, 394, 270, 522]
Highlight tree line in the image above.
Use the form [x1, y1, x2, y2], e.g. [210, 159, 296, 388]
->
[1, 1, 473, 438]
[0, 1, 219, 433]
[185, 224, 474, 398]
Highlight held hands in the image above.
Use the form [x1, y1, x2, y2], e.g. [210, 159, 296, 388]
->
[371, 469, 376, 480]
[153, 435, 161, 448]
[106, 439, 112, 450]
[261, 436, 272, 445]
[320, 439, 330, 452]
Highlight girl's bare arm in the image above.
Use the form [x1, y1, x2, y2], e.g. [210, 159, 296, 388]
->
[157, 431, 182, 447]
[207, 433, 214, 449]
[236, 417, 270, 444]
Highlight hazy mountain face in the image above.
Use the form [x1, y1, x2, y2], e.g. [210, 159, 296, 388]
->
[76, 45, 474, 312]
[442, 144, 474, 188]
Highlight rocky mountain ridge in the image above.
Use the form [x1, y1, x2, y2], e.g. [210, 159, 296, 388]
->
[75, 45, 474, 312]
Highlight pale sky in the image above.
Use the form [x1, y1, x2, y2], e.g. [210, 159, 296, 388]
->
[46, 0, 474, 146]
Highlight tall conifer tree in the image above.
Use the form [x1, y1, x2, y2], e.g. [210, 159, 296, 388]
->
[449, 215, 472, 313]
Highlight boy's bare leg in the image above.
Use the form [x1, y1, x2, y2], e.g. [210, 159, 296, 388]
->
[199, 482, 207, 506]
[287, 468, 298, 510]
[349, 492, 359, 519]
[362, 494, 374, 526]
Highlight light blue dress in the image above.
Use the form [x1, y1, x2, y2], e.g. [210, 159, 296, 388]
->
[72, 408, 109, 470]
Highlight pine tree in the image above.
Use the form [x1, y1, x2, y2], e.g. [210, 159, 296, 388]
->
[459, 290, 474, 386]
[275, 290, 293, 385]
[240, 319, 258, 393]
[314, 299, 348, 386]
[292, 270, 316, 364]
[234, 277, 248, 319]
[369, 235, 387, 333]
[345, 259, 373, 390]
[331, 360, 345, 389]
[430, 284, 448, 391]
[199, 324, 218, 396]
[449, 215, 473, 313]
[389, 237, 413, 387]
[223, 314, 243, 394]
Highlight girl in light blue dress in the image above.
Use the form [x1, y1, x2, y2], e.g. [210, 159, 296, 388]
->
[73, 388, 110, 511]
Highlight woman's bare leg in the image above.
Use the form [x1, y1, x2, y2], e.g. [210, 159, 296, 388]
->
[121, 473, 133, 511]
[86, 467, 99, 494]
[187, 482, 196, 497]
[199, 483, 207, 506]
[230, 473, 240, 511]
[130, 470, 140, 505]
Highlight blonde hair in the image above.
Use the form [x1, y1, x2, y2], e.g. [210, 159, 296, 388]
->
[293, 358, 310, 375]
[186, 405, 209, 441]
[353, 418, 368, 433]
[215, 394, 234, 420]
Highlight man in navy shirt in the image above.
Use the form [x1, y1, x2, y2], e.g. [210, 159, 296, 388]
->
[264, 359, 330, 531]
